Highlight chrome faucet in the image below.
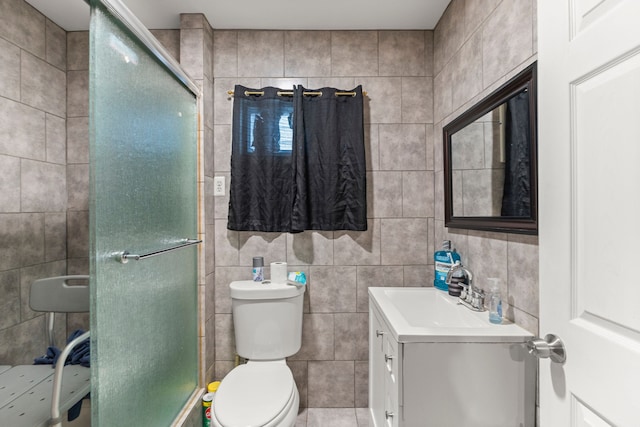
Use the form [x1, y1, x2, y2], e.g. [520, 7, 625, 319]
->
[445, 261, 485, 311]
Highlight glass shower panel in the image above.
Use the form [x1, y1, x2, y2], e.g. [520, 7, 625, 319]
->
[89, 1, 198, 425]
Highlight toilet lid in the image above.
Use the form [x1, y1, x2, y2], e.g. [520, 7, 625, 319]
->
[214, 363, 294, 427]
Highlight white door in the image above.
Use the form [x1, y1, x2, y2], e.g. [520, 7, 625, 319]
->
[538, 0, 640, 425]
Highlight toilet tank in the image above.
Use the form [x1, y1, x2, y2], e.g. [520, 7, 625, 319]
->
[230, 280, 305, 360]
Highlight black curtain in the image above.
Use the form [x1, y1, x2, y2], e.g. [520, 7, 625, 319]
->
[501, 91, 531, 217]
[228, 85, 367, 232]
[227, 86, 294, 231]
[291, 86, 367, 232]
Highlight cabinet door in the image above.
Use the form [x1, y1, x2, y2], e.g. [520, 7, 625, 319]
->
[369, 307, 386, 427]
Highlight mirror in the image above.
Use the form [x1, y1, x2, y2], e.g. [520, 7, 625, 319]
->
[443, 62, 537, 234]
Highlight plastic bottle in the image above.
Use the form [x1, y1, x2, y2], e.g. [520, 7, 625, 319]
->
[433, 240, 461, 291]
[202, 381, 221, 427]
[487, 278, 503, 324]
[252, 257, 264, 282]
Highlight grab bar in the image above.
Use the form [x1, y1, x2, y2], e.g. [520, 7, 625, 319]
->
[115, 238, 201, 264]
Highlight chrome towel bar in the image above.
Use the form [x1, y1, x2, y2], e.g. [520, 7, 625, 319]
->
[116, 238, 201, 264]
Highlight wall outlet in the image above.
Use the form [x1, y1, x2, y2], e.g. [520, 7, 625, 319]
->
[213, 176, 225, 196]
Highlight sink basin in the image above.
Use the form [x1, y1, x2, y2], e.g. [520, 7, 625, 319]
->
[368, 287, 532, 343]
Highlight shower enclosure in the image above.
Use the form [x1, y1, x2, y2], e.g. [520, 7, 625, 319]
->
[89, 0, 200, 425]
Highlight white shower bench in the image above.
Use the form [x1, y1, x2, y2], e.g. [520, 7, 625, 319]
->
[0, 276, 91, 427]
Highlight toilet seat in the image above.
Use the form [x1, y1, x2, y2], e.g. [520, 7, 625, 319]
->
[212, 362, 297, 427]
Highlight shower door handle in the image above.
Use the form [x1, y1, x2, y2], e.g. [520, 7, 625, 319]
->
[115, 238, 201, 263]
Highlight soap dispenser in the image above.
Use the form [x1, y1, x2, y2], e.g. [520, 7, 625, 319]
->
[487, 278, 503, 324]
[434, 240, 461, 291]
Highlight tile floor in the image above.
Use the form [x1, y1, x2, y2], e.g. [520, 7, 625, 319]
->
[60, 400, 370, 426]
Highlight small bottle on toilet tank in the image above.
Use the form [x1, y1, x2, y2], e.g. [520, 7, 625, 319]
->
[252, 257, 264, 282]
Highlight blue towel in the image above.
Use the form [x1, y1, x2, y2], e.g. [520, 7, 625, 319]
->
[33, 329, 90, 368]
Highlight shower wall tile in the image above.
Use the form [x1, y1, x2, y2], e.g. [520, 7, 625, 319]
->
[204, 124, 214, 178]
[0, 214, 23, 271]
[0, 155, 20, 213]
[205, 314, 215, 371]
[0, 97, 46, 160]
[0, 0, 45, 59]
[67, 164, 89, 211]
[401, 77, 433, 124]
[66, 70, 88, 118]
[433, 62, 452, 124]
[0, 316, 46, 365]
[21, 160, 66, 212]
[482, 0, 533, 88]
[308, 361, 354, 407]
[331, 31, 378, 77]
[237, 31, 284, 77]
[180, 13, 205, 29]
[334, 313, 368, 360]
[67, 210, 88, 259]
[307, 77, 356, 91]
[0, 37, 21, 101]
[45, 19, 66, 71]
[21, 51, 66, 117]
[0, 270, 20, 330]
[380, 218, 429, 265]
[309, 266, 357, 313]
[285, 31, 331, 77]
[19, 213, 44, 266]
[46, 113, 66, 165]
[66, 117, 89, 163]
[44, 212, 66, 262]
[66, 32, 89, 71]
[213, 31, 238, 78]
[379, 31, 425, 77]
[379, 124, 427, 171]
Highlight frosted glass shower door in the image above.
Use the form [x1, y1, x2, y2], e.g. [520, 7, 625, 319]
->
[89, 1, 199, 425]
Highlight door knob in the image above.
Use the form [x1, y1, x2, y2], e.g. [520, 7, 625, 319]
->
[526, 333, 566, 363]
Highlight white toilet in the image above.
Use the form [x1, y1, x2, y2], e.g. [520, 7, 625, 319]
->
[211, 280, 305, 427]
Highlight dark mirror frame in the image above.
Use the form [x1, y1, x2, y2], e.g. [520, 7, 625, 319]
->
[443, 62, 538, 235]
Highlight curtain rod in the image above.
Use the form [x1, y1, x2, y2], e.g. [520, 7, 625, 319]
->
[227, 90, 367, 97]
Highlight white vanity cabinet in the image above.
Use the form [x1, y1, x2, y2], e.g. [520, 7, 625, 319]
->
[368, 289, 536, 427]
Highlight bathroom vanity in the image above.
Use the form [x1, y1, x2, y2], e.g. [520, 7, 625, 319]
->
[368, 287, 536, 427]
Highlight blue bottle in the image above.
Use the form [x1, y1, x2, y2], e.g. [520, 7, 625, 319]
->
[434, 240, 461, 291]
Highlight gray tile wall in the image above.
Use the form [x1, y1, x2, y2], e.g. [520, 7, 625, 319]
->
[0, 0, 68, 365]
[433, 0, 539, 334]
[211, 29, 435, 409]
